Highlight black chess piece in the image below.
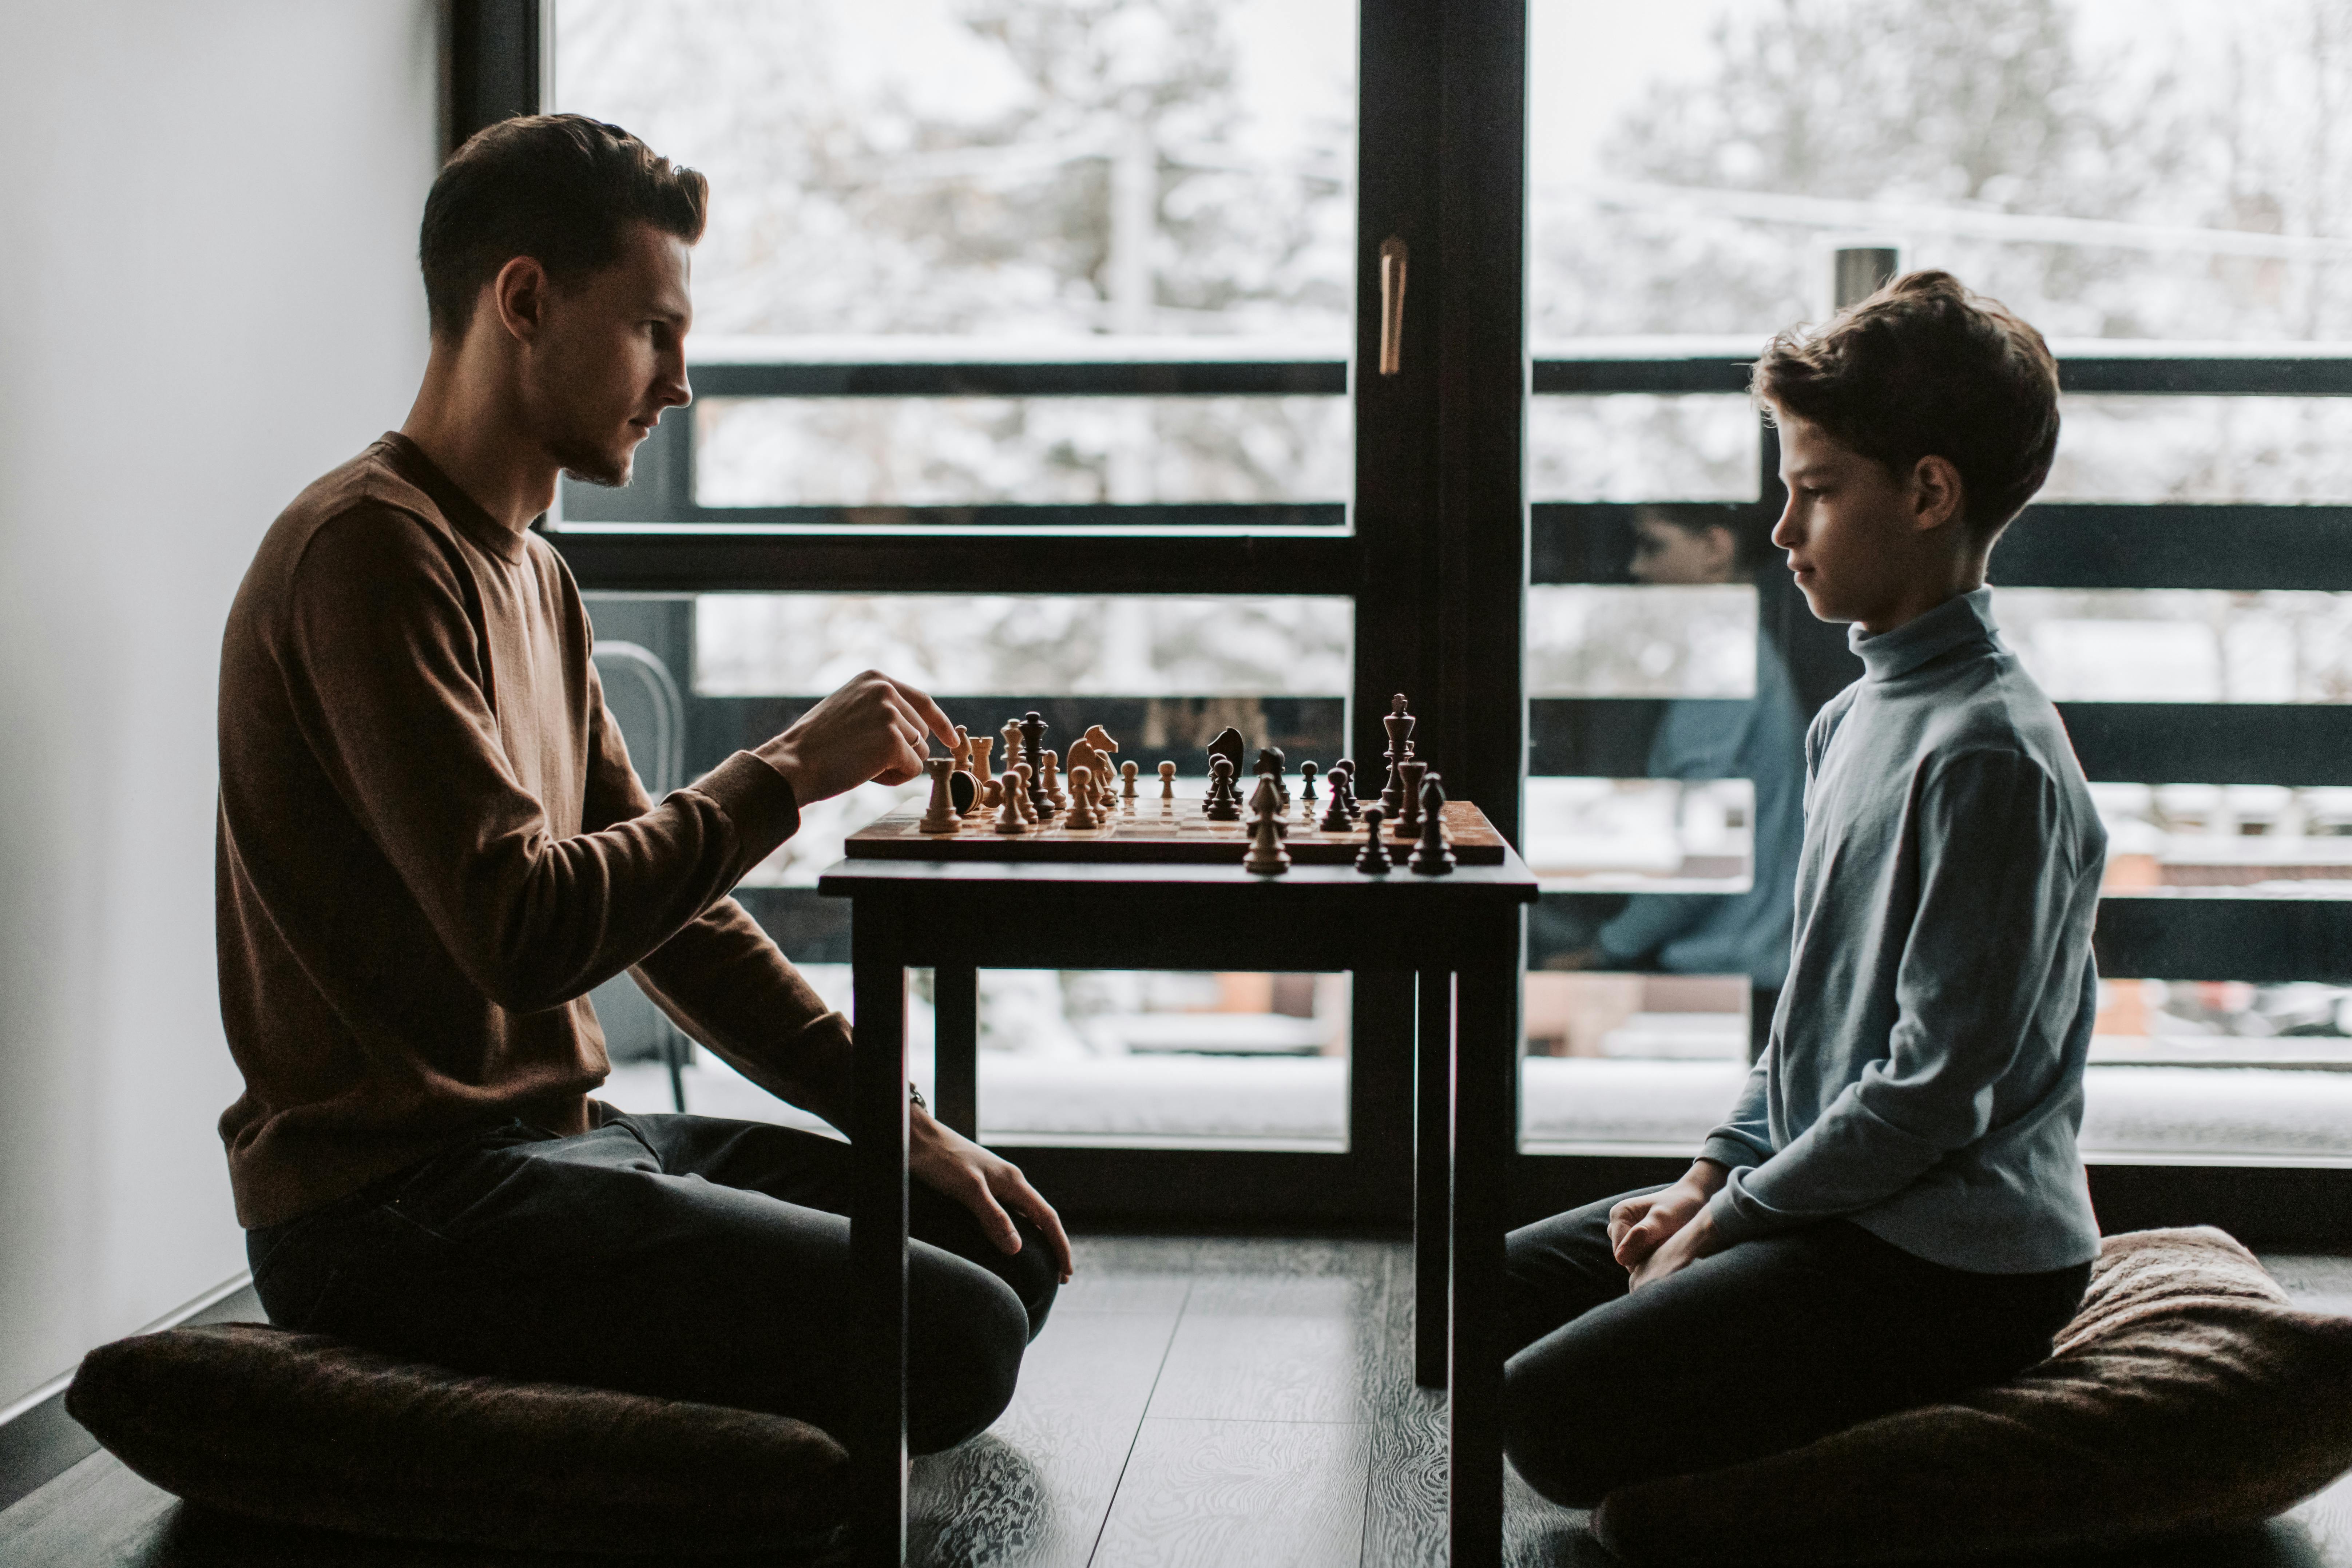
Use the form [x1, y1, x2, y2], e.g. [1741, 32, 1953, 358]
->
[1205, 726, 1247, 784]
[1299, 760, 1318, 803]
[1354, 805, 1393, 874]
[1408, 773, 1455, 876]
[1319, 769, 1352, 832]
[1379, 694, 1415, 813]
[1255, 746, 1289, 809]
[1394, 759, 1427, 839]
[948, 770, 977, 814]
[1329, 758, 1359, 821]
[1020, 712, 1050, 815]
[1205, 757, 1242, 821]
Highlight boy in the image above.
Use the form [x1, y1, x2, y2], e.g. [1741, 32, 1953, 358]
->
[1503, 271, 2104, 1505]
[219, 116, 1067, 1458]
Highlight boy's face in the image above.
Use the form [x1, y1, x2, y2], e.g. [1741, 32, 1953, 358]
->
[1768, 410, 1958, 632]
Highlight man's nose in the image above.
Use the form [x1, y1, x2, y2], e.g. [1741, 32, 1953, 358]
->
[659, 365, 693, 410]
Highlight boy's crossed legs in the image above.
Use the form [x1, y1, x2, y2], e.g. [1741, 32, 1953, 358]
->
[246, 1111, 1060, 1454]
[1504, 1186, 2089, 1506]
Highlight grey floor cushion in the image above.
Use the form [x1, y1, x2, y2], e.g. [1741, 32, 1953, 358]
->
[1592, 1226, 2352, 1566]
[65, 1322, 847, 1556]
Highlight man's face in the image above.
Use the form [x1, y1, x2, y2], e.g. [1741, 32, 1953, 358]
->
[1768, 411, 1920, 627]
[517, 221, 693, 488]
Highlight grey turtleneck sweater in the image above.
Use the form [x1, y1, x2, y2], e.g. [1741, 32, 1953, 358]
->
[1699, 588, 2105, 1274]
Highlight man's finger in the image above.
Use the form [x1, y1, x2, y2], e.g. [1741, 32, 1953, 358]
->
[1007, 1176, 1075, 1280]
[888, 678, 957, 751]
[961, 1182, 1021, 1256]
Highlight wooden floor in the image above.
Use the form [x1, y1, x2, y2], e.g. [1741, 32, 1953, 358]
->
[7, 1236, 2352, 1567]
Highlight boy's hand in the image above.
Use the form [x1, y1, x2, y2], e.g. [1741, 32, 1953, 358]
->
[908, 1107, 1075, 1284]
[1628, 1205, 1724, 1291]
[1607, 1158, 1730, 1270]
[755, 670, 956, 805]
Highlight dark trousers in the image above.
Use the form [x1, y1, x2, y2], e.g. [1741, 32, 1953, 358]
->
[1503, 1186, 2090, 1506]
[247, 1111, 1059, 1454]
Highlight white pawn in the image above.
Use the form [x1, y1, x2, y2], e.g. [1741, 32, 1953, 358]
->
[995, 765, 1028, 833]
[1158, 760, 1178, 805]
[1121, 760, 1140, 809]
[1011, 763, 1038, 824]
[1066, 766, 1102, 829]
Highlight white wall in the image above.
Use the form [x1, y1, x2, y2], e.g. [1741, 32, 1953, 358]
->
[0, 1, 441, 1409]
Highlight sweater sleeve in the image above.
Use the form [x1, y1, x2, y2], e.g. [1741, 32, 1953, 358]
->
[282, 507, 802, 1015]
[1698, 1055, 1772, 1170]
[576, 655, 856, 1128]
[1704, 747, 2071, 1245]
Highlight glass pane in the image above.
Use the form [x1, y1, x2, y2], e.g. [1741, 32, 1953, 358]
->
[600, 966, 1353, 1151]
[1523, 778, 1753, 886]
[1528, 395, 1760, 502]
[1531, 0, 2352, 344]
[697, 395, 1349, 507]
[581, 591, 1357, 1148]
[1993, 589, 2352, 704]
[2095, 783, 2352, 892]
[694, 592, 1352, 697]
[1527, 585, 1757, 698]
[553, 0, 1357, 346]
[2045, 398, 2352, 504]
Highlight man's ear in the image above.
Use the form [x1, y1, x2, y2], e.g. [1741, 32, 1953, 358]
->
[1909, 454, 1965, 533]
[488, 255, 551, 345]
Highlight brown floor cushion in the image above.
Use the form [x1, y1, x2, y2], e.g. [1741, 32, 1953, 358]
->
[65, 1322, 847, 1556]
[1592, 1227, 2352, 1565]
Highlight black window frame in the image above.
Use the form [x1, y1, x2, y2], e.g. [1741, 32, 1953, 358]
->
[462, 0, 2352, 1244]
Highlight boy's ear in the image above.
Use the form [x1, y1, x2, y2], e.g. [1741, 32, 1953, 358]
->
[1908, 454, 1966, 533]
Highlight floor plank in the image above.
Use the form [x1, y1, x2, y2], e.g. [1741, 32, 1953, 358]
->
[910, 1309, 1180, 1568]
[1089, 1418, 1367, 1568]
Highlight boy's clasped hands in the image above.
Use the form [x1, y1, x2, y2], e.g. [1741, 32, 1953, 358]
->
[1608, 1159, 1733, 1290]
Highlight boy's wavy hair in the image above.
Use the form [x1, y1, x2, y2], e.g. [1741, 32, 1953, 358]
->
[421, 114, 707, 341]
[1752, 271, 2060, 535]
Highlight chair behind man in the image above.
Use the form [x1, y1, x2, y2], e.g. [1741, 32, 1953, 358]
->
[587, 640, 691, 1110]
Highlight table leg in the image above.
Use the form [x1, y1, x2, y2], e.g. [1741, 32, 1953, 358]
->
[851, 921, 909, 1568]
[1415, 967, 1452, 1388]
[933, 961, 979, 1139]
[1449, 918, 1520, 1568]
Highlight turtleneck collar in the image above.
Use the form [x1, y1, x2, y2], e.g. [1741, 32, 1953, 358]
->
[1848, 587, 2001, 683]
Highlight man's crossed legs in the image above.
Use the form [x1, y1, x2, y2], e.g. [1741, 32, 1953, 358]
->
[247, 1111, 1059, 1454]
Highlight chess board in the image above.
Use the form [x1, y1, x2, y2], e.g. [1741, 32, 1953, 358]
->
[846, 797, 1508, 866]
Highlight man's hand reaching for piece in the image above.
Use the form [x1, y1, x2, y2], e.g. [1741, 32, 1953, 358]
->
[755, 670, 956, 806]
[909, 1109, 1075, 1284]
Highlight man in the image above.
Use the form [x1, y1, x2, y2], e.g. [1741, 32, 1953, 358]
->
[1504, 272, 2102, 1504]
[217, 115, 1067, 1454]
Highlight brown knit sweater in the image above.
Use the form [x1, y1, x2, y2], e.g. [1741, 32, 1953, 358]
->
[217, 435, 853, 1228]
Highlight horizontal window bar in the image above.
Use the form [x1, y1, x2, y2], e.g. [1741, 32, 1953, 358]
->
[615, 353, 2352, 404]
[691, 361, 1349, 399]
[548, 528, 1363, 596]
[564, 502, 1346, 530]
[1534, 503, 2352, 590]
[1534, 357, 2352, 398]
[2096, 894, 2352, 984]
[1531, 696, 2352, 787]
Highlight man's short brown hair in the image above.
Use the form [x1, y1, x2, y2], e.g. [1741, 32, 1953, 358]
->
[421, 114, 707, 341]
[1752, 270, 2061, 533]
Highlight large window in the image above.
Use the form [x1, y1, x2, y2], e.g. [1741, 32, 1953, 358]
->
[523, 0, 2352, 1211]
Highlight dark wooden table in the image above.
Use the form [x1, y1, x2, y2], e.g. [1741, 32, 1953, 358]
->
[817, 843, 1538, 1567]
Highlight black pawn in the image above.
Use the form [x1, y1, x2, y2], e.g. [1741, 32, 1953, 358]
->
[1408, 773, 1455, 876]
[1319, 771, 1352, 831]
[1299, 761, 1319, 803]
[1205, 757, 1242, 821]
[1331, 757, 1361, 820]
[1355, 806, 1393, 874]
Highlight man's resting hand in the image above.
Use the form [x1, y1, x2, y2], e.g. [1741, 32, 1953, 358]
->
[756, 670, 956, 805]
[909, 1108, 1075, 1284]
